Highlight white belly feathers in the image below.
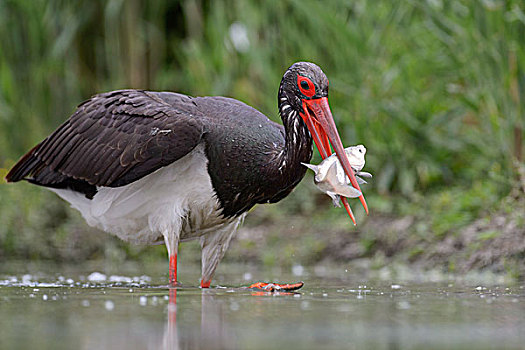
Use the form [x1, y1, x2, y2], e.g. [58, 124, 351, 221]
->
[49, 144, 234, 244]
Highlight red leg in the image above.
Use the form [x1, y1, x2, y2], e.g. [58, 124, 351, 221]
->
[200, 279, 211, 288]
[169, 254, 177, 287]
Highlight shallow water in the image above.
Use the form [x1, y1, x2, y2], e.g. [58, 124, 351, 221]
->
[0, 261, 524, 350]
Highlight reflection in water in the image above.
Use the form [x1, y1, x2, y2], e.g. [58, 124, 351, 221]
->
[201, 290, 235, 348]
[163, 289, 179, 350]
[1, 265, 524, 349]
[162, 288, 235, 350]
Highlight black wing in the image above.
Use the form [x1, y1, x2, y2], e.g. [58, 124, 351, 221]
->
[6, 90, 205, 197]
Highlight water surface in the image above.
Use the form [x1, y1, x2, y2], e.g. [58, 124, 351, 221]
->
[0, 261, 523, 349]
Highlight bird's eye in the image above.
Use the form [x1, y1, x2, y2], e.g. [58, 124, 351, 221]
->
[300, 80, 309, 90]
[297, 76, 315, 98]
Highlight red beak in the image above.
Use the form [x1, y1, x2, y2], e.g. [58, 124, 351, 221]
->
[300, 97, 369, 225]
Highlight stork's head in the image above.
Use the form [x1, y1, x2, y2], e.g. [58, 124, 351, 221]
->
[279, 62, 369, 220]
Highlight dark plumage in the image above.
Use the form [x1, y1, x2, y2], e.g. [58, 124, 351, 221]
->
[6, 89, 310, 216]
[6, 62, 365, 288]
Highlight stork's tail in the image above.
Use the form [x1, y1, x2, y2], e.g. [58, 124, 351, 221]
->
[5, 144, 43, 182]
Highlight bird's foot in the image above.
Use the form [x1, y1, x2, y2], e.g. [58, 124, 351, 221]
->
[200, 280, 211, 288]
[248, 281, 304, 292]
[168, 280, 181, 288]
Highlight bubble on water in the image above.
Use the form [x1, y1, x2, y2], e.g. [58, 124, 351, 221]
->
[33, 288, 39, 292]
[88, 272, 107, 282]
[105, 300, 114, 311]
[391, 284, 402, 290]
[164, 295, 169, 301]
[129, 289, 134, 293]
[37, 282, 59, 287]
[22, 274, 33, 284]
[81, 300, 90, 307]
[66, 278, 74, 284]
[292, 265, 304, 276]
[29, 294, 35, 298]
[109, 275, 132, 283]
[243, 272, 252, 281]
[475, 286, 487, 291]
[322, 293, 328, 297]
[293, 294, 301, 298]
[42, 294, 48, 301]
[138, 275, 151, 283]
[139, 296, 147, 306]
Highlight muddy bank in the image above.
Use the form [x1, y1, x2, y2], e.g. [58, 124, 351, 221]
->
[230, 190, 525, 279]
[2, 183, 523, 280]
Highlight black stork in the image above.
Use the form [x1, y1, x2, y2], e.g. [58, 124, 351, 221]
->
[5, 62, 368, 289]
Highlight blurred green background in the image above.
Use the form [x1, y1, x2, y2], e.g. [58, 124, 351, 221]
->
[0, 0, 524, 277]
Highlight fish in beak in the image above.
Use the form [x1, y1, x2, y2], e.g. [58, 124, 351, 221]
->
[302, 145, 372, 209]
[299, 97, 369, 225]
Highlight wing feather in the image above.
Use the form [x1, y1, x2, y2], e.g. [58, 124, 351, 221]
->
[6, 90, 205, 192]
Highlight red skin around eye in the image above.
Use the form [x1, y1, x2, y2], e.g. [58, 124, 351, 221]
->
[297, 76, 315, 97]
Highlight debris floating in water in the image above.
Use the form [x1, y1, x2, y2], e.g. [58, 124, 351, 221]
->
[139, 296, 148, 306]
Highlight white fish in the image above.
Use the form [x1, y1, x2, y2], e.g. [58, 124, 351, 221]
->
[302, 145, 372, 207]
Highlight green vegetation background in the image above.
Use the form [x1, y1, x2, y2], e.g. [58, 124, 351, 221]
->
[0, 0, 523, 274]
